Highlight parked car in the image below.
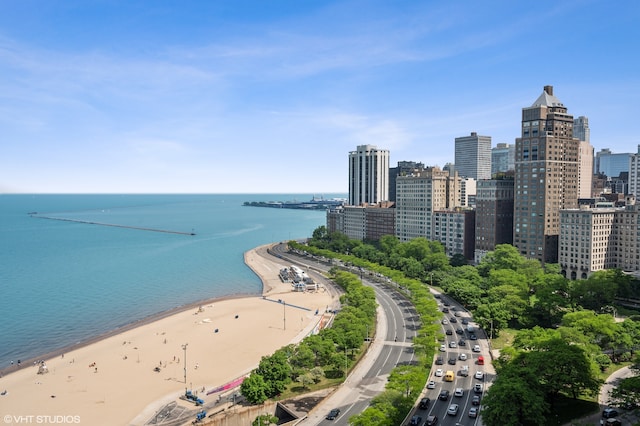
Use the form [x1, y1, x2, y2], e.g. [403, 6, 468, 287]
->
[458, 353, 467, 361]
[326, 408, 341, 420]
[605, 419, 622, 426]
[469, 334, 478, 340]
[449, 341, 457, 348]
[419, 397, 431, 409]
[436, 355, 444, 365]
[448, 357, 457, 365]
[458, 339, 466, 346]
[439, 344, 446, 352]
[435, 369, 443, 377]
[450, 317, 457, 323]
[447, 404, 459, 416]
[461, 318, 469, 325]
[442, 319, 449, 325]
[474, 384, 483, 393]
[455, 327, 464, 335]
[445, 329, 453, 335]
[472, 344, 481, 352]
[602, 408, 619, 418]
[475, 371, 484, 380]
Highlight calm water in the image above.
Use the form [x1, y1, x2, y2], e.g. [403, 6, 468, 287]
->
[0, 194, 337, 368]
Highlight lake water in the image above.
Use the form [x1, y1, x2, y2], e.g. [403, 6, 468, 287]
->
[0, 193, 337, 368]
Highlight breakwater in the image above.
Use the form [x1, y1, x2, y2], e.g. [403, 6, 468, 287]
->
[31, 214, 196, 236]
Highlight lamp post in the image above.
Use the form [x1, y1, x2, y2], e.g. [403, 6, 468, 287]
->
[182, 343, 188, 392]
[283, 300, 286, 330]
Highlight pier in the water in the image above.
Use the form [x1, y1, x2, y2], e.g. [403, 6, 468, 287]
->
[30, 214, 196, 236]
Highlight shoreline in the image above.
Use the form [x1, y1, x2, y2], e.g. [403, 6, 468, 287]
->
[0, 292, 257, 379]
[0, 243, 276, 380]
[0, 243, 337, 426]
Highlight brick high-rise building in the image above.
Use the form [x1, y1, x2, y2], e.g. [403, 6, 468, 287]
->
[474, 178, 514, 263]
[513, 86, 580, 263]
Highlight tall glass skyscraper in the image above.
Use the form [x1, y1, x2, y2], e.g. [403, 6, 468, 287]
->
[455, 132, 492, 180]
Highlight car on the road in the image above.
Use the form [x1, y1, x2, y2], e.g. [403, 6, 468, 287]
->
[461, 318, 469, 325]
[459, 365, 469, 377]
[475, 371, 484, 380]
[450, 317, 457, 323]
[605, 419, 622, 426]
[458, 339, 466, 346]
[441, 319, 449, 325]
[409, 415, 422, 425]
[469, 407, 478, 418]
[442, 307, 449, 313]
[454, 388, 464, 397]
[448, 357, 457, 365]
[455, 327, 464, 335]
[472, 344, 481, 352]
[474, 384, 483, 393]
[469, 333, 478, 340]
[445, 329, 453, 335]
[458, 353, 467, 361]
[472, 395, 480, 405]
[436, 355, 444, 365]
[427, 380, 436, 389]
[425, 415, 438, 426]
[602, 408, 619, 418]
[438, 390, 450, 401]
[326, 408, 341, 420]
[447, 404, 459, 416]
[435, 368, 443, 377]
[419, 397, 431, 409]
[449, 341, 457, 348]
[439, 344, 446, 352]
[454, 311, 461, 317]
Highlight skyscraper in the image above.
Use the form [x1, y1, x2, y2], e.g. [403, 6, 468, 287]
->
[348, 145, 390, 206]
[491, 143, 515, 176]
[513, 86, 579, 263]
[573, 116, 590, 143]
[455, 132, 492, 180]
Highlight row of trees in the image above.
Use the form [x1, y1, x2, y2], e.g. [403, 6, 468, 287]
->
[303, 228, 640, 424]
[240, 269, 377, 405]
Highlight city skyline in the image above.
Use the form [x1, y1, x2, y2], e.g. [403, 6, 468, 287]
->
[1, 1, 640, 193]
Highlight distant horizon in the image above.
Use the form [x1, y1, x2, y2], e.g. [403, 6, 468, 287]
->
[2, 1, 639, 193]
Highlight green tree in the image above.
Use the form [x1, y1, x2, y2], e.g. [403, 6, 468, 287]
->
[481, 370, 548, 426]
[256, 350, 291, 398]
[241, 373, 269, 404]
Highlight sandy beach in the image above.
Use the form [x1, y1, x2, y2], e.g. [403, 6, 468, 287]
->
[0, 244, 337, 426]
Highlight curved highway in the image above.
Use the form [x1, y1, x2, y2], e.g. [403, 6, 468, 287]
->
[271, 244, 494, 426]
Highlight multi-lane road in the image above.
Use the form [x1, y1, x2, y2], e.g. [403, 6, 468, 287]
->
[406, 292, 494, 426]
[271, 243, 493, 425]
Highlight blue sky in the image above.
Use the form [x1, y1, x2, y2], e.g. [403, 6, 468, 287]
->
[1, 0, 639, 193]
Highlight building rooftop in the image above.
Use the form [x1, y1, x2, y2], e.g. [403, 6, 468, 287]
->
[531, 85, 564, 108]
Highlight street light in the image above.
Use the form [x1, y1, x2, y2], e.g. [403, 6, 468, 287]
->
[283, 300, 286, 330]
[182, 343, 188, 392]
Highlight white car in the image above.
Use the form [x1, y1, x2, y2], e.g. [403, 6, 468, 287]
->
[440, 344, 446, 352]
[442, 319, 449, 325]
[474, 383, 483, 393]
[449, 341, 457, 348]
[447, 403, 459, 416]
[454, 388, 464, 397]
[427, 380, 436, 389]
[472, 344, 481, 352]
[459, 353, 467, 361]
[475, 371, 484, 380]
[435, 369, 444, 377]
